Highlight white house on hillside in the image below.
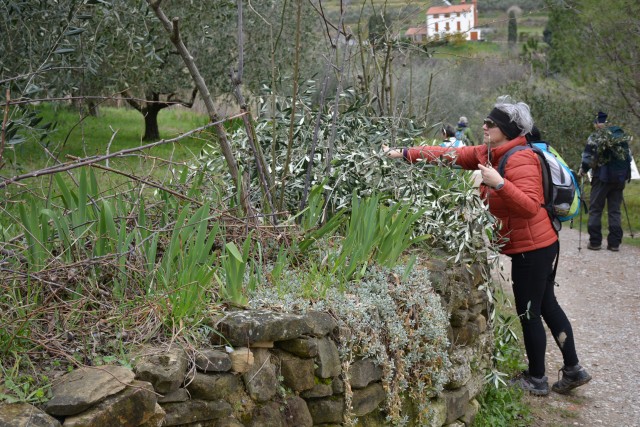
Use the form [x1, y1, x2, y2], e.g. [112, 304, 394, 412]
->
[426, 0, 481, 41]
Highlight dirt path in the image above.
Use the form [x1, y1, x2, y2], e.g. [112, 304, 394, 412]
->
[498, 226, 640, 427]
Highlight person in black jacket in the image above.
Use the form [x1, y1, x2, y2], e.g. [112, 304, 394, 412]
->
[578, 111, 632, 251]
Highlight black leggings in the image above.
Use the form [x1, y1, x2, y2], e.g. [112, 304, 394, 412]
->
[509, 241, 579, 378]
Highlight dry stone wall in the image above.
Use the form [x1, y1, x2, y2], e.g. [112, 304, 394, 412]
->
[0, 262, 491, 427]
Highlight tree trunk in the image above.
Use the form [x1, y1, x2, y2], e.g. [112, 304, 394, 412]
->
[87, 100, 100, 117]
[143, 104, 162, 141]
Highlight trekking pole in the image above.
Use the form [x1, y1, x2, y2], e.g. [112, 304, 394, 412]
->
[578, 175, 584, 251]
[622, 196, 635, 238]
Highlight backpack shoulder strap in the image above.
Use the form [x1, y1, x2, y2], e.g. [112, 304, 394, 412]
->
[497, 145, 529, 177]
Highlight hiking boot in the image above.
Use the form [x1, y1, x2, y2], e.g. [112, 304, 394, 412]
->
[587, 243, 602, 250]
[511, 371, 549, 396]
[607, 245, 620, 252]
[552, 365, 592, 394]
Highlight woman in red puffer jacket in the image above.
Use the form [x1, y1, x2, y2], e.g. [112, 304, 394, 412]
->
[383, 96, 591, 396]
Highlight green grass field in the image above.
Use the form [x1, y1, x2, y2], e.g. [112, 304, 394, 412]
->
[4, 104, 210, 176]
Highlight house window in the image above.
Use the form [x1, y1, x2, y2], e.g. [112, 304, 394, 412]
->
[444, 13, 450, 18]
[445, 22, 450, 31]
[457, 21, 461, 31]
[434, 14, 439, 19]
[435, 22, 439, 32]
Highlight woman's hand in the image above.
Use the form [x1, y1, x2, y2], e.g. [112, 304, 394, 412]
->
[381, 144, 404, 159]
[477, 164, 505, 189]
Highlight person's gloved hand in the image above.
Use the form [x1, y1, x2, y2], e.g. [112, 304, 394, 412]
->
[578, 168, 587, 177]
[477, 163, 504, 189]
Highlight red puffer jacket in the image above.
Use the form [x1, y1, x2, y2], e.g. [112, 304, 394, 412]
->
[405, 135, 558, 255]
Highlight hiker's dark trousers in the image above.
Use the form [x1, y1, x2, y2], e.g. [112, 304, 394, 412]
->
[588, 177, 626, 247]
[509, 241, 579, 378]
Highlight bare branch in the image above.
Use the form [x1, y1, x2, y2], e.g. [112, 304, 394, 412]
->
[1, 88, 9, 170]
[123, 90, 143, 113]
[0, 67, 86, 85]
[0, 112, 247, 189]
[146, 0, 252, 217]
[8, 95, 187, 107]
[279, 0, 304, 210]
[66, 155, 203, 206]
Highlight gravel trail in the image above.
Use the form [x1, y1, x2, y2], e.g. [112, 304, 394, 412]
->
[499, 226, 640, 426]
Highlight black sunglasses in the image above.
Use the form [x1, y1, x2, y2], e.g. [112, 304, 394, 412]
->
[483, 119, 498, 128]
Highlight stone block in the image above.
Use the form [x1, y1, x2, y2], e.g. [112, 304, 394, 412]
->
[472, 314, 487, 334]
[214, 310, 312, 346]
[315, 337, 341, 379]
[161, 399, 232, 426]
[274, 350, 315, 391]
[443, 387, 469, 424]
[303, 311, 338, 337]
[157, 388, 189, 403]
[332, 377, 345, 394]
[283, 396, 313, 427]
[276, 337, 318, 358]
[186, 372, 241, 400]
[429, 398, 448, 427]
[300, 381, 333, 399]
[196, 349, 232, 372]
[445, 347, 473, 390]
[63, 380, 156, 427]
[450, 309, 469, 327]
[0, 403, 61, 427]
[306, 396, 345, 424]
[215, 417, 245, 427]
[451, 322, 479, 347]
[460, 398, 480, 426]
[349, 358, 383, 389]
[230, 347, 254, 373]
[138, 403, 165, 427]
[242, 349, 277, 403]
[133, 347, 188, 394]
[248, 402, 285, 427]
[45, 365, 136, 416]
[351, 383, 385, 417]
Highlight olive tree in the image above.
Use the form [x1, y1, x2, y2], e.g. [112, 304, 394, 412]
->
[1, 0, 320, 142]
[544, 0, 640, 128]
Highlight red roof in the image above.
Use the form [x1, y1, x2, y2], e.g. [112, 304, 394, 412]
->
[405, 27, 428, 36]
[427, 4, 472, 15]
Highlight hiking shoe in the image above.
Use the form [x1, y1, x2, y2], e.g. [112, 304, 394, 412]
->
[511, 371, 549, 396]
[607, 245, 620, 252]
[552, 365, 592, 394]
[587, 243, 602, 250]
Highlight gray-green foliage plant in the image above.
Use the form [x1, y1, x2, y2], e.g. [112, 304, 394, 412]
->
[250, 265, 451, 426]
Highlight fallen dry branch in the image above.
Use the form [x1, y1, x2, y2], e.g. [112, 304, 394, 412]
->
[0, 111, 247, 190]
